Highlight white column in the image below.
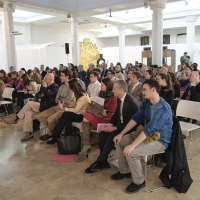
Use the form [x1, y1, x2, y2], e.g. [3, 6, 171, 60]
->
[118, 25, 126, 68]
[150, 0, 166, 66]
[69, 16, 80, 66]
[186, 15, 198, 62]
[0, 1, 17, 71]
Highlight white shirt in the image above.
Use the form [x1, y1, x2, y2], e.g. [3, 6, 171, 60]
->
[120, 93, 127, 123]
[87, 80, 101, 97]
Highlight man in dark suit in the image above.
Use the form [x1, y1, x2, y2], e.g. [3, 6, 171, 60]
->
[85, 80, 139, 173]
[128, 72, 144, 105]
[40, 64, 47, 79]
[101, 63, 108, 78]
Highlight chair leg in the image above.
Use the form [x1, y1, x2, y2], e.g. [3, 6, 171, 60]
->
[144, 155, 165, 193]
[4, 104, 8, 116]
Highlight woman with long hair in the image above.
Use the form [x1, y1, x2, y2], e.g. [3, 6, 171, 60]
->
[47, 79, 91, 144]
[75, 77, 117, 162]
[17, 74, 37, 109]
[27, 69, 41, 84]
[125, 69, 135, 85]
[0, 69, 10, 84]
[144, 70, 155, 80]
[168, 72, 180, 98]
[157, 73, 174, 107]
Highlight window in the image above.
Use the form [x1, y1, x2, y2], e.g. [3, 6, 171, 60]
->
[141, 36, 149, 46]
[163, 35, 170, 44]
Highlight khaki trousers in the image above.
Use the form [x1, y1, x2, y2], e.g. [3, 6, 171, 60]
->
[116, 134, 166, 185]
[17, 101, 40, 133]
[37, 105, 63, 136]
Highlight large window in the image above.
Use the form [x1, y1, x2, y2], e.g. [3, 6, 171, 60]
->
[163, 35, 170, 44]
[141, 36, 149, 46]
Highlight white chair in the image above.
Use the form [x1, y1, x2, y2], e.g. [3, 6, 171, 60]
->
[0, 88, 14, 115]
[176, 100, 200, 160]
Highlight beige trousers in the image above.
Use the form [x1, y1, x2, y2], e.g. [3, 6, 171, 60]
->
[17, 101, 40, 133]
[37, 105, 63, 136]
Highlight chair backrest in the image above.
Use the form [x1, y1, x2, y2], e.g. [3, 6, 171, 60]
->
[176, 100, 200, 121]
[2, 87, 14, 100]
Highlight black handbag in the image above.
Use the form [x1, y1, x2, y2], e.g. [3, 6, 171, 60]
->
[57, 123, 81, 155]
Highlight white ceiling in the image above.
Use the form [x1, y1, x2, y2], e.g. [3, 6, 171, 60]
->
[0, 0, 200, 38]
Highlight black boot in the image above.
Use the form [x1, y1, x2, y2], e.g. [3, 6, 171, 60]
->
[47, 137, 57, 145]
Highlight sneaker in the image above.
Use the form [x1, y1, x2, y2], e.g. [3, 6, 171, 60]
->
[126, 181, 145, 193]
[21, 132, 34, 141]
[4, 117, 18, 125]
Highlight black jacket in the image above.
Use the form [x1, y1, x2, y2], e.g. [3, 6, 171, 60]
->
[78, 70, 87, 81]
[181, 82, 200, 102]
[41, 70, 47, 79]
[35, 82, 59, 112]
[159, 86, 174, 107]
[109, 93, 139, 132]
[159, 117, 193, 193]
[101, 69, 108, 78]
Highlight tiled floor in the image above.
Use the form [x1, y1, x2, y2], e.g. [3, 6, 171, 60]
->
[0, 114, 200, 200]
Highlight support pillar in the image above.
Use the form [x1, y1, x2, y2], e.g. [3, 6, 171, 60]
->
[150, 0, 166, 66]
[69, 16, 80, 66]
[118, 25, 126, 68]
[0, 1, 17, 71]
[186, 15, 197, 62]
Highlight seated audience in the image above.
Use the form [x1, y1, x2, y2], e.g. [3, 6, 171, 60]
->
[15, 70, 25, 90]
[27, 69, 42, 84]
[78, 65, 86, 81]
[85, 80, 139, 173]
[124, 65, 131, 80]
[161, 67, 168, 74]
[68, 63, 74, 71]
[128, 72, 144, 105]
[4, 74, 59, 141]
[157, 73, 174, 107]
[72, 71, 86, 90]
[126, 69, 135, 86]
[191, 63, 198, 71]
[7, 66, 15, 78]
[144, 70, 155, 80]
[85, 63, 95, 87]
[175, 65, 183, 81]
[179, 70, 190, 94]
[87, 71, 101, 97]
[111, 79, 173, 194]
[115, 64, 124, 80]
[0, 69, 10, 84]
[107, 69, 119, 83]
[109, 63, 114, 71]
[168, 72, 180, 98]
[20, 68, 26, 73]
[76, 77, 117, 162]
[37, 70, 74, 141]
[101, 63, 108, 78]
[34, 67, 40, 75]
[47, 79, 91, 144]
[157, 67, 162, 75]
[52, 68, 61, 87]
[184, 65, 192, 73]
[186, 56, 192, 66]
[40, 64, 47, 79]
[58, 64, 63, 76]
[5, 71, 17, 88]
[93, 68, 102, 83]
[17, 74, 37, 109]
[153, 65, 158, 76]
[140, 66, 147, 83]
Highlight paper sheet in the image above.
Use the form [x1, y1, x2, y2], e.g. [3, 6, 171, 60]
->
[92, 96, 105, 106]
[110, 159, 119, 168]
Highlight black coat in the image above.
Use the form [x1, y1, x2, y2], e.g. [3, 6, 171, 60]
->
[159, 117, 193, 193]
[35, 82, 59, 112]
[181, 82, 200, 102]
[109, 93, 139, 132]
[41, 70, 47, 79]
[101, 69, 108, 78]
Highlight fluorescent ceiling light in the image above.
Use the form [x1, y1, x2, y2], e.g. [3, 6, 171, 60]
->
[0, 9, 54, 23]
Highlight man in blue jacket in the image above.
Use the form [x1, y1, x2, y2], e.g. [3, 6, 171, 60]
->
[111, 79, 173, 194]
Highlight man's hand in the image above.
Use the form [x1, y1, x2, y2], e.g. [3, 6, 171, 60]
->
[113, 133, 123, 145]
[123, 144, 135, 157]
[58, 100, 64, 109]
[105, 126, 116, 133]
[42, 81, 47, 88]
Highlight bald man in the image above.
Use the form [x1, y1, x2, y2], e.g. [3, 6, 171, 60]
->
[4, 73, 59, 141]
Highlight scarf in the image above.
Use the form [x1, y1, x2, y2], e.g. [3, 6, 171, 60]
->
[99, 91, 114, 105]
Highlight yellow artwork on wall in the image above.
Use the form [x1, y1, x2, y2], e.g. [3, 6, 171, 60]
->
[79, 38, 100, 71]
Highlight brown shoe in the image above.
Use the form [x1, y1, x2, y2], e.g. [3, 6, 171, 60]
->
[39, 134, 52, 141]
[21, 132, 34, 141]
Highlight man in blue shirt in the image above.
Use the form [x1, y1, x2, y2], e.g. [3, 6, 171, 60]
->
[111, 79, 173, 194]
